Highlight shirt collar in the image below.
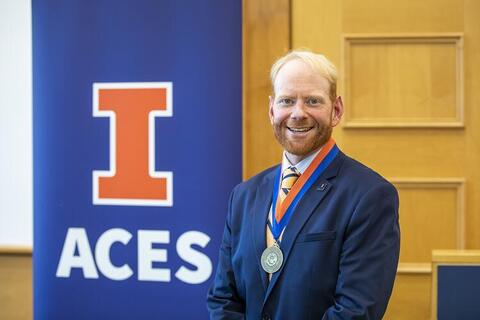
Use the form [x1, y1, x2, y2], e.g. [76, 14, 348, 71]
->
[281, 147, 322, 175]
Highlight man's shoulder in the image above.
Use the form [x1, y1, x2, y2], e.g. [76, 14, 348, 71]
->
[233, 164, 279, 193]
[226, 165, 278, 210]
[339, 152, 396, 192]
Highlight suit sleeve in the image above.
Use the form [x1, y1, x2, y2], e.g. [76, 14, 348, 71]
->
[207, 188, 245, 320]
[322, 182, 400, 320]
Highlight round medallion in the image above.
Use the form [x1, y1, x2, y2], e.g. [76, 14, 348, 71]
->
[261, 244, 283, 274]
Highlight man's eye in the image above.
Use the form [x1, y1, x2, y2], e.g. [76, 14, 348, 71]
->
[306, 97, 322, 105]
[277, 98, 294, 105]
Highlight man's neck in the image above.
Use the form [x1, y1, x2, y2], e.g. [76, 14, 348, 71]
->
[285, 148, 320, 166]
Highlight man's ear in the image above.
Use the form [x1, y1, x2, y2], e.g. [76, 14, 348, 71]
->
[331, 96, 344, 127]
[269, 95, 275, 124]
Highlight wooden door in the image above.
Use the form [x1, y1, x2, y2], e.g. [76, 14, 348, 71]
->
[291, 0, 480, 318]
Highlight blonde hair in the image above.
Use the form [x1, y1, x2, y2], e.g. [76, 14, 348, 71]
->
[270, 49, 338, 101]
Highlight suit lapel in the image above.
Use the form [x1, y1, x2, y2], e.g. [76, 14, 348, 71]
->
[251, 167, 278, 292]
[263, 152, 345, 303]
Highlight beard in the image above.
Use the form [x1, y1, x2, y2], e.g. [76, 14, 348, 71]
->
[272, 121, 332, 157]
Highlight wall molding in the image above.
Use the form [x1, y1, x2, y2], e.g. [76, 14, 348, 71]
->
[397, 262, 432, 274]
[341, 33, 464, 128]
[390, 178, 466, 274]
[0, 246, 32, 255]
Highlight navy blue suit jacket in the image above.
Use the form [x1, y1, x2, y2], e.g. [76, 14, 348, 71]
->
[207, 150, 400, 319]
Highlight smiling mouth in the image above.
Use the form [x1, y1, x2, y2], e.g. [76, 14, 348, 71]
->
[287, 126, 313, 133]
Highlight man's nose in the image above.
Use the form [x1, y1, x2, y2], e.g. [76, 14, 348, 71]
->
[290, 100, 307, 119]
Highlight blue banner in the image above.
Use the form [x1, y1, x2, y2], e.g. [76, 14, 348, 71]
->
[33, 1, 242, 318]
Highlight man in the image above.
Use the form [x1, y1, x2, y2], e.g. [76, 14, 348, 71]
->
[207, 50, 400, 319]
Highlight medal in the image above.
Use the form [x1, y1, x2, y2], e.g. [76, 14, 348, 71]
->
[261, 138, 339, 274]
[261, 242, 283, 274]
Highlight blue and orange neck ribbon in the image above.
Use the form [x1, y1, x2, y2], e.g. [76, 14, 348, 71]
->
[270, 138, 339, 242]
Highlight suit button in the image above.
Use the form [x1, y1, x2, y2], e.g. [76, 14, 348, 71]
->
[262, 314, 271, 320]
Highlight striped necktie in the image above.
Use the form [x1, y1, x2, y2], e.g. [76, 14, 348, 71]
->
[265, 166, 301, 263]
[279, 166, 300, 204]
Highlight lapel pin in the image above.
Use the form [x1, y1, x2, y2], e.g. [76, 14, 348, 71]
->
[317, 183, 328, 191]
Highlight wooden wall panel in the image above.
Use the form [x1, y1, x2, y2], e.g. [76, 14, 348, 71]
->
[384, 273, 431, 320]
[291, 0, 342, 65]
[342, 34, 463, 128]
[464, 0, 480, 249]
[290, 0, 480, 319]
[0, 252, 32, 320]
[392, 179, 465, 267]
[243, 0, 290, 179]
[342, 0, 463, 33]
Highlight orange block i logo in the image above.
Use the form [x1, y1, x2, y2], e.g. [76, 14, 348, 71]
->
[92, 82, 173, 206]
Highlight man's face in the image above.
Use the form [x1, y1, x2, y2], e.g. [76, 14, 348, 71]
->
[269, 59, 343, 162]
